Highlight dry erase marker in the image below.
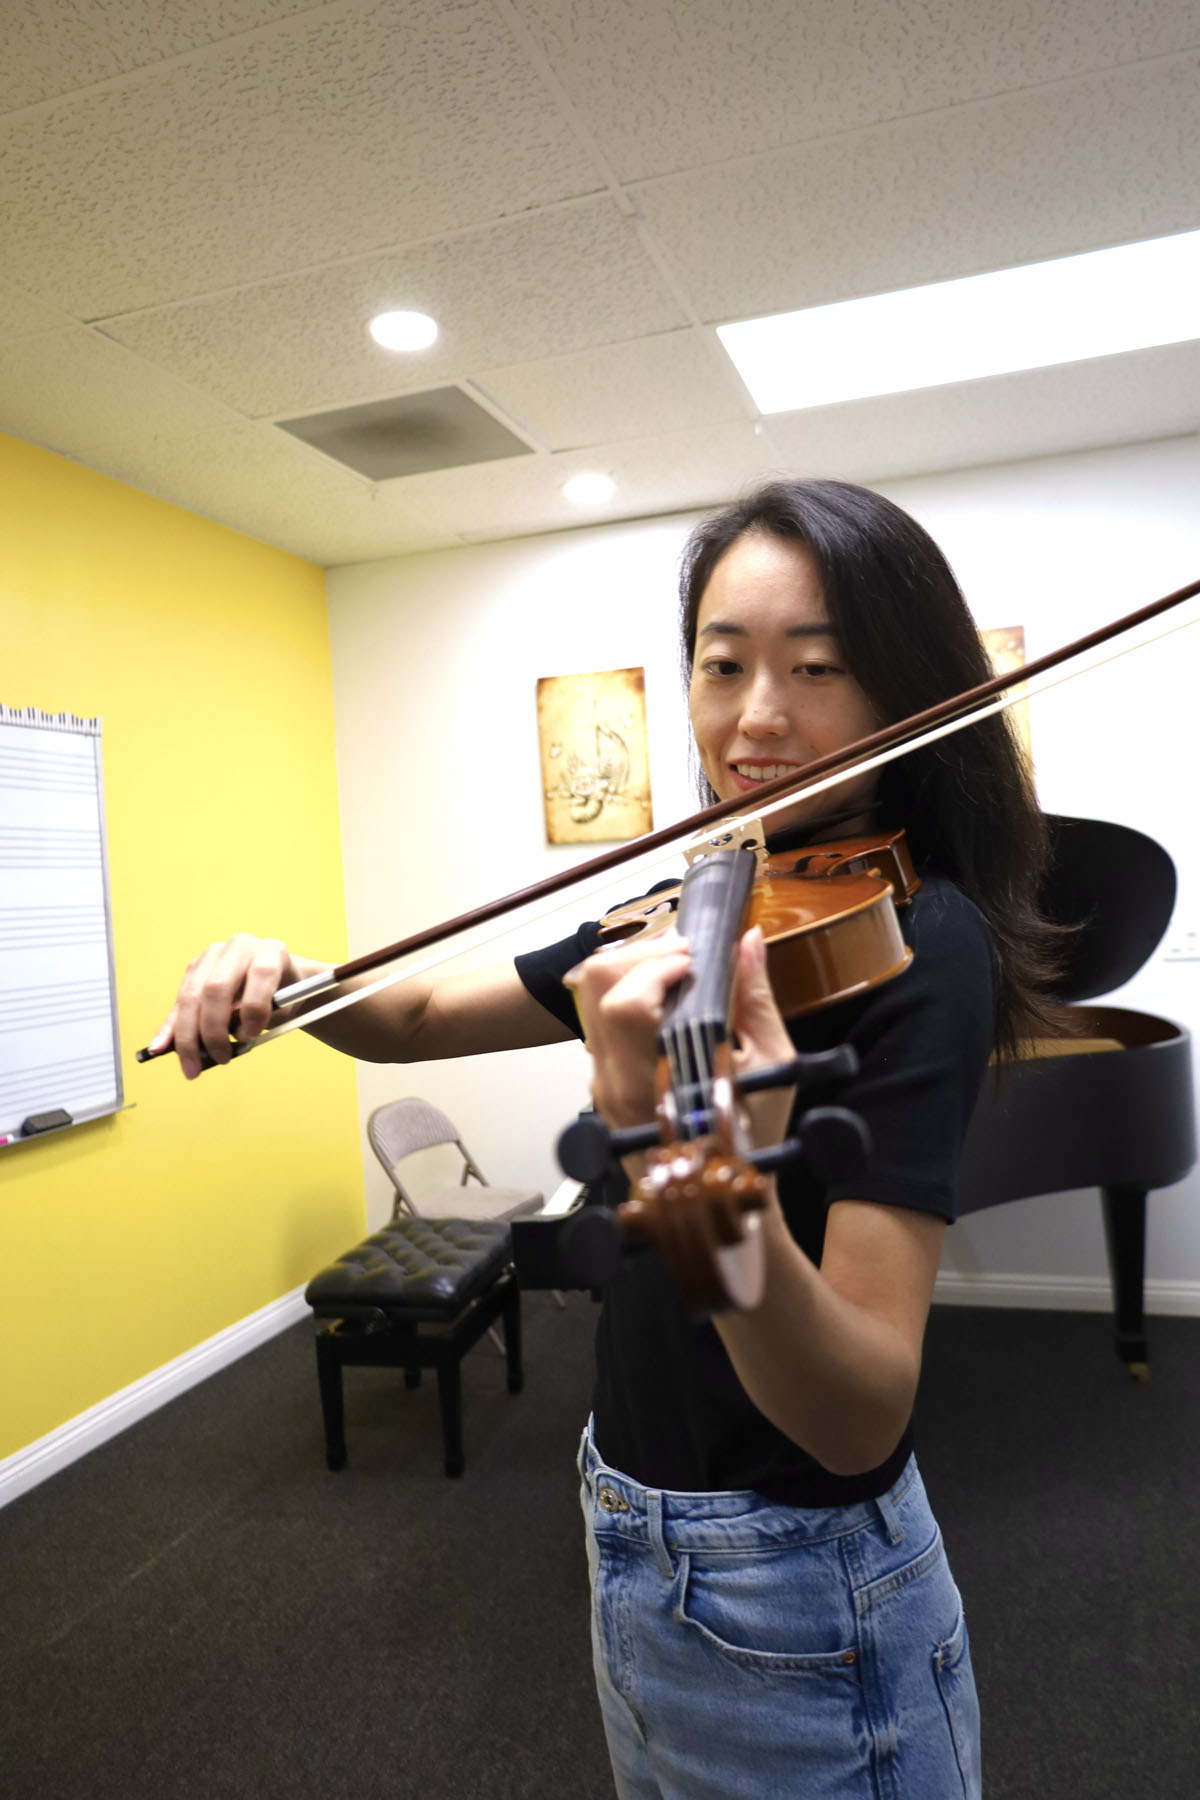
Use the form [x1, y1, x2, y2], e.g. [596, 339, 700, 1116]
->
[0, 1134, 17, 1147]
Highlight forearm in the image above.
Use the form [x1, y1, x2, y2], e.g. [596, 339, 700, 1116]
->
[290, 956, 431, 1062]
[714, 1200, 920, 1479]
[294, 956, 572, 1062]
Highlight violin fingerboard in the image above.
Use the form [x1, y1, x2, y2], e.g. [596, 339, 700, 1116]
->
[661, 848, 756, 1043]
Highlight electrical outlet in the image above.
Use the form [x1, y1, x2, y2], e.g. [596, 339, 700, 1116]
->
[1162, 927, 1200, 962]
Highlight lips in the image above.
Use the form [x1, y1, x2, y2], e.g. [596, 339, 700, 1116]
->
[728, 761, 803, 792]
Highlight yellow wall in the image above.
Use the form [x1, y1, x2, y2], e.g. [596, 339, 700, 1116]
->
[0, 434, 365, 1460]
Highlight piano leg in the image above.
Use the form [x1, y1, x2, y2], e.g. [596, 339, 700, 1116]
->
[1101, 1186, 1150, 1381]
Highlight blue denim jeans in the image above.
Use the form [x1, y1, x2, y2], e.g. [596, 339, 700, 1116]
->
[579, 1422, 981, 1799]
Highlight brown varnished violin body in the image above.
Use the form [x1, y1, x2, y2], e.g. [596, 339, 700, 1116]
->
[596, 828, 920, 1020]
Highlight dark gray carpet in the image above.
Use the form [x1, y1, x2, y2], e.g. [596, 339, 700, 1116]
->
[0, 1292, 1197, 1799]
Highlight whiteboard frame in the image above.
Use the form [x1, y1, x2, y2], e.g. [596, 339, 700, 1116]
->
[0, 707, 124, 1145]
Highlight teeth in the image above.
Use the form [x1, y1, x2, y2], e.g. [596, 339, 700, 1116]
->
[734, 763, 797, 781]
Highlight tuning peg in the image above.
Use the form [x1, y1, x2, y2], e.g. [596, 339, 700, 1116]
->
[557, 1114, 660, 1181]
[736, 1044, 858, 1097]
[796, 1106, 872, 1182]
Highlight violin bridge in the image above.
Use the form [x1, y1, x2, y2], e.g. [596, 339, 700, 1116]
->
[683, 816, 769, 869]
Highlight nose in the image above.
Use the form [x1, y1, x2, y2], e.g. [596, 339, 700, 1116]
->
[739, 670, 791, 740]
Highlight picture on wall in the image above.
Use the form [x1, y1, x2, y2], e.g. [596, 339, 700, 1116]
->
[537, 667, 653, 844]
[980, 625, 1033, 771]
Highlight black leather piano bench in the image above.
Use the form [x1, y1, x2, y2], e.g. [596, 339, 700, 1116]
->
[303, 1216, 522, 1478]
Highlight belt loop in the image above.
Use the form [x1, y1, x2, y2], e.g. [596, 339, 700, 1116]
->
[874, 1487, 905, 1546]
[645, 1491, 674, 1580]
[578, 1415, 599, 1488]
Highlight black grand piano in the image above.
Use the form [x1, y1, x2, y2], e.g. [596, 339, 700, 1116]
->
[957, 814, 1195, 1377]
[513, 815, 1195, 1375]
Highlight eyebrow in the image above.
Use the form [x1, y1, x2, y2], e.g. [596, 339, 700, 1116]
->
[697, 619, 839, 640]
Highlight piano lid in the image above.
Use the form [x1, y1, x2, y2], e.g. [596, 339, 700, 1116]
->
[1042, 815, 1176, 1003]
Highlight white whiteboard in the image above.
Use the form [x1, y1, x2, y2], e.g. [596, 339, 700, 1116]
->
[0, 706, 123, 1140]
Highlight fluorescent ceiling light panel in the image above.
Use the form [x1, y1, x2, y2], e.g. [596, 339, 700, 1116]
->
[717, 230, 1200, 413]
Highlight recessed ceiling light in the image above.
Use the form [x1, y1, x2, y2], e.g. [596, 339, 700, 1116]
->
[717, 229, 1200, 413]
[368, 309, 439, 352]
[562, 472, 616, 505]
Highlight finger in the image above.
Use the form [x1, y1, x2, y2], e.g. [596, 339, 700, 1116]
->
[571, 944, 690, 1051]
[563, 927, 688, 997]
[172, 944, 225, 1079]
[146, 1006, 177, 1059]
[195, 934, 267, 1064]
[731, 928, 793, 1066]
[232, 939, 291, 1041]
[581, 949, 691, 1128]
[732, 928, 796, 1150]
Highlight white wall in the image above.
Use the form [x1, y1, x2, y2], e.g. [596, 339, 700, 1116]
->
[326, 433, 1200, 1312]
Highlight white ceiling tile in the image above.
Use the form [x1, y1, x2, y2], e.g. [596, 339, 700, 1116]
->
[633, 53, 1200, 323]
[0, 277, 77, 340]
[517, 0, 1200, 181]
[117, 418, 462, 564]
[382, 419, 782, 545]
[0, 328, 244, 473]
[0, 0, 326, 112]
[472, 329, 752, 450]
[100, 202, 688, 415]
[0, 0, 602, 315]
[759, 343, 1200, 486]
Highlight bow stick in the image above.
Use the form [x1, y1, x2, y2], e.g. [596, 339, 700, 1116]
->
[136, 571, 1200, 1068]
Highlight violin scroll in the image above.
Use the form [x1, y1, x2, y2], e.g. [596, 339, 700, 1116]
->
[557, 1087, 871, 1312]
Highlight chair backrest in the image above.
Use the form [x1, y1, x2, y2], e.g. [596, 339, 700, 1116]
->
[1042, 814, 1176, 1002]
[367, 1098, 462, 1192]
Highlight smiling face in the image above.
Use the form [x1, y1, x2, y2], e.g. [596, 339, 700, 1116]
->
[687, 529, 882, 828]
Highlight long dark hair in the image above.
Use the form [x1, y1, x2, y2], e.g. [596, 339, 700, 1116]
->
[679, 478, 1059, 1061]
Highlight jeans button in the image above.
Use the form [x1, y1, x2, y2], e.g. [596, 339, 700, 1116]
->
[598, 1486, 628, 1513]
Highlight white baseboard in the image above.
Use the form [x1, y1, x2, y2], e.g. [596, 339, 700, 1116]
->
[934, 1271, 1200, 1315]
[0, 1287, 309, 1512]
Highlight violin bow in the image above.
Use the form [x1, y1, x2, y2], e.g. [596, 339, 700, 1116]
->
[136, 571, 1200, 1068]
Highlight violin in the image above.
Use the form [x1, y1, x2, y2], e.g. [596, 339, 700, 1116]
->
[555, 827, 920, 1314]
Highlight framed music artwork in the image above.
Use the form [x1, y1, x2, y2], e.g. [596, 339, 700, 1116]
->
[537, 667, 654, 845]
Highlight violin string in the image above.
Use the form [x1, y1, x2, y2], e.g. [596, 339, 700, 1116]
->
[179, 590, 1199, 1062]
[693, 1018, 709, 1140]
[679, 1020, 696, 1140]
[665, 1024, 685, 1134]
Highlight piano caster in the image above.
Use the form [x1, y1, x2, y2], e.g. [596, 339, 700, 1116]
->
[1127, 1360, 1151, 1384]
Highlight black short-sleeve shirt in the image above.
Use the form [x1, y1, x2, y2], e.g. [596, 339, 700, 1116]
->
[515, 875, 995, 1506]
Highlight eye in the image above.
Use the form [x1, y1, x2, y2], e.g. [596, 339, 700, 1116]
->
[795, 661, 841, 679]
[700, 657, 742, 678]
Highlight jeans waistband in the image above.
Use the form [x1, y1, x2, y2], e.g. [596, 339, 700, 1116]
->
[577, 1419, 917, 1553]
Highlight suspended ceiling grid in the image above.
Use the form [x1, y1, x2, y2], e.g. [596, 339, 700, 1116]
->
[1, 0, 1198, 565]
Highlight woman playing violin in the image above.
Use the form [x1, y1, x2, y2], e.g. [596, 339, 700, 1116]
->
[154, 478, 1056, 1800]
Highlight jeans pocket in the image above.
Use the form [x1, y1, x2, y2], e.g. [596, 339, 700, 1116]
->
[673, 1549, 861, 1677]
[933, 1604, 981, 1799]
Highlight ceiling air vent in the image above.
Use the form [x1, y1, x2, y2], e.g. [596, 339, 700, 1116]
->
[276, 386, 533, 480]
